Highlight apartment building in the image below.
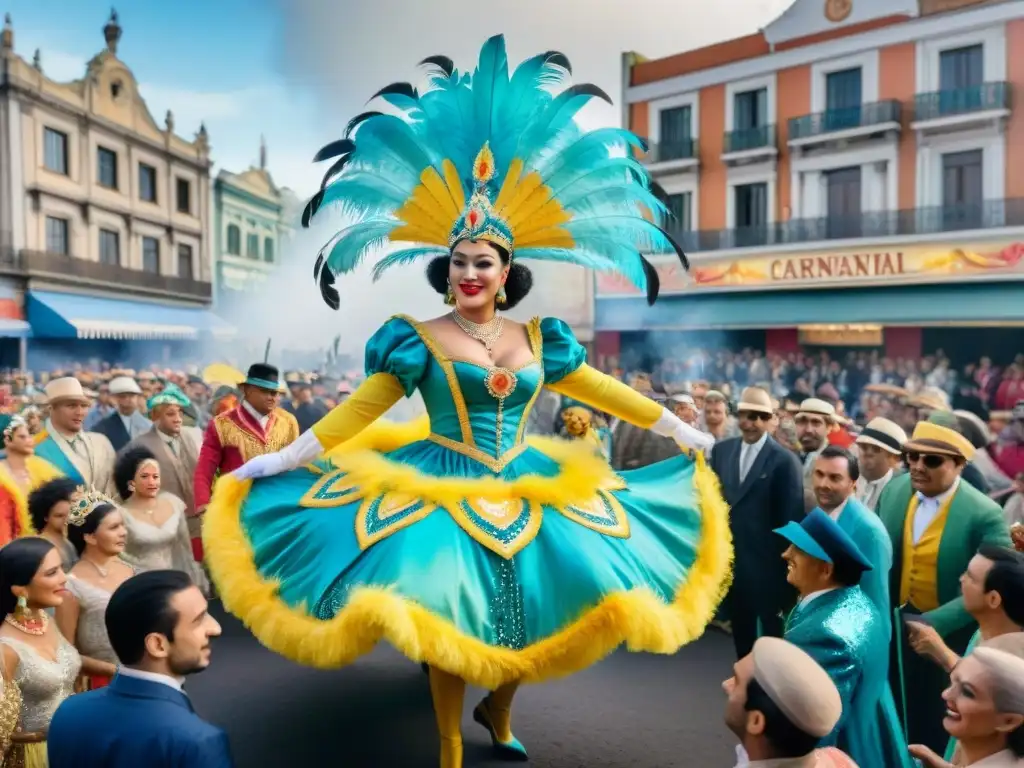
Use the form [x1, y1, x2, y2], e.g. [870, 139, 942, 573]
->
[598, 0, 1024, 367]
[0, 11, 229, 368]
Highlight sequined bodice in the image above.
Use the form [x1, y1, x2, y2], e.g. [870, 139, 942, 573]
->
[0, 635, 80, 732]
[66, 576, 119, 664]
[123, 494, 183, 571]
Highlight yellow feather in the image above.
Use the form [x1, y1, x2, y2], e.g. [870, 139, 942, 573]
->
[442, 159, 465, 214]
[514, 228, 575, 249]
[492, 159, 524, 214]
[388, 224, 448, 246]
[499, 172, 544, 229]
[395, 196, 450, 237]
[420, 167, 460, 221]
[202, 448, 732, 688]
[506, 187, 557, 230]
[512, 202, 573, 237]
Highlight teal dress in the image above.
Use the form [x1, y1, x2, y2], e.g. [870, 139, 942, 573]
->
[204, 316, 731, 690]
[785, 587, 914, 768]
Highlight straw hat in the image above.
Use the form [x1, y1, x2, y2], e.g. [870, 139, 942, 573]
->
[736, 387, 773, 415]
[108, 376, 142, 396]
[751, 637, 842, 739]
[797, 398, 836, 421]
[44, 377, 91, 406]
[902, 421, 975, 461]
[856, 417, 907, 456]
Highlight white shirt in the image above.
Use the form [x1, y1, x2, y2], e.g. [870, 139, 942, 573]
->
[739, 431, 769, 481]
[912, 476, 961, 545]
[242, 400, 270, 430]
[118, 412, 137, 439]
[855, 468, 894, 510]
[117, 666, 184, 693]
[798, 587, 837, 610]
[824, 497, 849, 522]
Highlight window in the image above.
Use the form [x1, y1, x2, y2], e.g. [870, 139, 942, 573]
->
[825, 167, 862, 239]
[246, 233, 259, 259]
[264, 237, 274, 263]
[940, 44, 984, 91]
[97, 147, 118, 189]
[825, 68, 862, 131]
[142, 236, 160, 274]
[942, 150, 983, 230]
[659, 192, 692, 233]
[659, 106, 692, 161]
[43, 128, 68, 175]
[139, 163, 157, 203]
[226, 224, 241, 255]
[45, 216, 69, 255]
[732, 88, 769, 150]
[177, 244, 194, 279]
[733, 183, 768, 247]
[176, 178, 191, 214]
[99, 229, 120, 265]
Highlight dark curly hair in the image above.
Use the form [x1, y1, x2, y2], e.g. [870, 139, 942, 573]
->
[114, 445, 161, 501]
[426, 242, 533, 310]
[27, 477, 80, 534]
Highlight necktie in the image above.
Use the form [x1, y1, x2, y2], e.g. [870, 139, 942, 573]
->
[740, 445, 754, 482]
[167, 440, 177, 456]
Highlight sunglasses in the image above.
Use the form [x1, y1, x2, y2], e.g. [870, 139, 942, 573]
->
[738, 411, 772, 422]
[904, 452, 948, 469]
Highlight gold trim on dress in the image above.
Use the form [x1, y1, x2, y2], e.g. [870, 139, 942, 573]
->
[559, 489, 630, 538]
[426, 433, 529, 472]
[356, 492, 436, 549]
[444, 497, 542, 559]
[301, 470, 364, 508]
[514, 317, 545, 446]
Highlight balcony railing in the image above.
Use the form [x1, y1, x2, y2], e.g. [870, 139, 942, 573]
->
[789, 100, 902, 142]
[723, 124, 776, 154]
[665, 198, 1024, 254]
[914, 81, 1011, 122]
[15, 250, 213, 300]
[643, 139, 699, 164]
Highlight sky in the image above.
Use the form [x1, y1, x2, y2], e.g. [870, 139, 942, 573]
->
[4, 0, 796, 351]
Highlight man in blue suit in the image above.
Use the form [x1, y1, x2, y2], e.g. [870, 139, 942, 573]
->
[810, 445, 894, 635]
[49, 570, 234, 767]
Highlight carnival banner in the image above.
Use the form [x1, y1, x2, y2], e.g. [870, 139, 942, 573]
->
[595, 240, 1024, 296]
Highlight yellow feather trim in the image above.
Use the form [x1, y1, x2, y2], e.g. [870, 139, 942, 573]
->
[513, 204, 573, 238]
[492, 159, 524, 215]
[387, 224, 448, 248]
[505, 187, 557, 231]
[514, 229, 576, 250]
[498, 172, 544, 229]
[395, 192, 451, 236]
[441, 159, 465, 214]
[420, 167, 461, 222]
[203, 452, 732, 688]
[0, 467, 37, 540]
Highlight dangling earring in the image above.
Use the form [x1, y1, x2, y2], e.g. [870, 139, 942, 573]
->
[14, 595, 27, 619]
[445, 282, 455, 306]
[496, 284, 507, 306]
[128, 482, 136, 495]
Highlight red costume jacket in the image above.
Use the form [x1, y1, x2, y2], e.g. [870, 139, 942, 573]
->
[193, 404, 300, 510]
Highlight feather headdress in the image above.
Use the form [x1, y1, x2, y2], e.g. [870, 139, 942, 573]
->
[304, 34, 687, 309]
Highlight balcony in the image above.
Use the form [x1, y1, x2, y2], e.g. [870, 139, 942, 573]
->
[642, 139, 699, 175]
[721, 124, 777, 166]
[665, 197, 1024, 255]
[911, 82, 1011, 133]
[3, 249, 212, 302]
[788, 100, 902, 150]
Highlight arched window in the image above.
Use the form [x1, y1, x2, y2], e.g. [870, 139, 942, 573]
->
[264, 237, 274, 263]
[226, 224, 240, 255]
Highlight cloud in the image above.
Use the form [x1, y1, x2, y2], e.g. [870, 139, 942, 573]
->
[34, 48, 88, 82]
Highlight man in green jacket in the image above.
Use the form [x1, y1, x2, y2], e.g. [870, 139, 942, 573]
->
[878, 420, 1012, 752]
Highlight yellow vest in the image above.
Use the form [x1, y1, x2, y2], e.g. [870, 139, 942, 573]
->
[899, 493, 954, 610]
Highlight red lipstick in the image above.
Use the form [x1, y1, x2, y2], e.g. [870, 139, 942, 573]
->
[459, 283, 482, 296]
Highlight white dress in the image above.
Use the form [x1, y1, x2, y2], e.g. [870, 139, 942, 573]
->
[65, 575, 121, 666]
[122, 492, 209, 592]
[0, 634, 80, 732]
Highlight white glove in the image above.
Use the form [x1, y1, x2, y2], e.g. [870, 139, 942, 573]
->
[650, 408, 715, 453]
[231, 429, 325, 480]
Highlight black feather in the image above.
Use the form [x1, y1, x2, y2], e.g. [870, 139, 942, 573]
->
[649, 178, 669, 202]
[301, 190, 325, 229]
[320, 154, 353, 190]
[635, 135, 650, 153]
[640, 256, 661, 306]
[313, 253, 324, 281]
[658, 226, 690, 270]
[419, 55, 455, 77]
[368, 82, 418, 104]
[542, 51, 571, 73]
[312, 138, 355, 163]
[564, 83, 613, 106]
[345, 111, 382, 138]
[319, 268, 340, 311]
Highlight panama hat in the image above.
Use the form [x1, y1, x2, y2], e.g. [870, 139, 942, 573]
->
[797, 398, 836, 421]
[856, 417, 906, 456]
[903, 421, 975, 461]
[44, 377, 91, 406]
[108, 376, 143, 396]
[737, 387, 774, 415]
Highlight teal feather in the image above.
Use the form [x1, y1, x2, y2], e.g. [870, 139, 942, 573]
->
[321, 219, 399, 275]
[473, 35, 509, 152]
[538, 128, 645, 179]
[562, 186, 668, 225]
[548, 158, 649, 201]
[371, 247, 449, 280]
[319, 172, 409, 215]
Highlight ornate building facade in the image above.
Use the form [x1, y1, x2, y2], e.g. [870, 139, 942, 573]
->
[0, 11, 227, 368]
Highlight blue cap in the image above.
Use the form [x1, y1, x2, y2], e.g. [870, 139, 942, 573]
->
[774, 509, 872, 573]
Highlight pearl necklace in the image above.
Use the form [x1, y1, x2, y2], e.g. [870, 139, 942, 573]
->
[5, 611, 48, 636]
[450, 310, 503, 353]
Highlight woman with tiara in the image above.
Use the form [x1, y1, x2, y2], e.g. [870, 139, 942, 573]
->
[205, 35, 731, 768]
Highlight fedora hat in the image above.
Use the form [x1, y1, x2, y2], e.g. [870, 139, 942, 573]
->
[856, 417, 906, 456]
[903, 421, 975, 462]
[108, 376, 143, 396]
[737, 387, 774, 415]
[774, 508, 872, 575]
[44, 377, 91, 406]
[797, 398, 836, 421]
[242, 363, 286, 393]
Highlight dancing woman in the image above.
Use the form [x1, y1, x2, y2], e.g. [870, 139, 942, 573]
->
[205, 35, 732, 768]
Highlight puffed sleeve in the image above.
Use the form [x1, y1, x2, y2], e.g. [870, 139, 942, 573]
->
[540, 317, 587, 385]
[364, 316, 431, 397]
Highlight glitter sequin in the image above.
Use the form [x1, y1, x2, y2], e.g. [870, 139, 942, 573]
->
[490, 555, 527, 650]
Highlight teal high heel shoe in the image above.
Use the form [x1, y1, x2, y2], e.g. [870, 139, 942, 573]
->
[473, 698, 528, 761]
